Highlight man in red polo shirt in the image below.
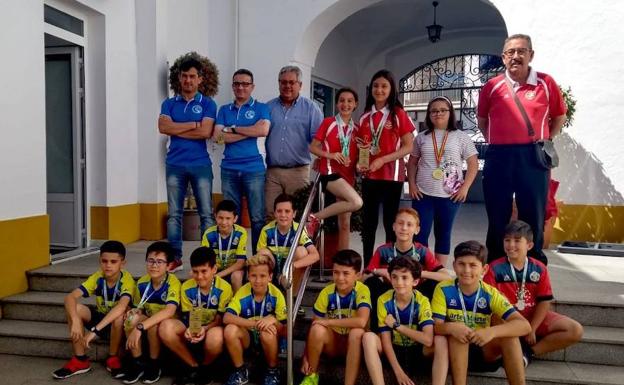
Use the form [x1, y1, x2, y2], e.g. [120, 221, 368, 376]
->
[477, 34, 567, 264]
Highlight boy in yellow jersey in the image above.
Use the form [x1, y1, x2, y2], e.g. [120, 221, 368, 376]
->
[432, 241, 531, 385]
[159, 246, 233, 385]
[363, 256, 448, 385]
[223, 250, 287, 385]
[257, 193, 319, 291]
[52, 240, 135, 380]
[201, 199, 248, 291]
[123, 241, 181, 384]
[299, 249, 371, 385]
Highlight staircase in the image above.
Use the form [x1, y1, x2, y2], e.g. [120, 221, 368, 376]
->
[2, 255, 624, 384]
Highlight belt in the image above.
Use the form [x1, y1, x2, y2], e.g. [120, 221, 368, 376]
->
[268, 164, 308, 169]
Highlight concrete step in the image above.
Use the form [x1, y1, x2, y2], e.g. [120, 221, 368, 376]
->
[0, 320, 108, 360]
[1, 291, 95, 323]
[554, 300, 624, 328]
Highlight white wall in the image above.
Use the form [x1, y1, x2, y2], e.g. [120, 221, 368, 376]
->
[0, 2, 47, 220]
[491, 0, 624, 205]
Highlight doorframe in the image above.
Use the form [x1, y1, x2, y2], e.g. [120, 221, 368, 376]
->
[45, 45, 87, 253]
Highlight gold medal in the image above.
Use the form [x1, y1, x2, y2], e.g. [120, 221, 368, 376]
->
[189, 307, 203, 336]
[358, 147, 370, 168]
[432, 168, 444, 180]
[216, 132, 225, 145]
[516, 299, 525, 311]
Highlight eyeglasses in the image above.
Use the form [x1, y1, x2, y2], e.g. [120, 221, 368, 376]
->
[232, 81, 253, 88]
[146, 258, 168, 266]
[503, 48, 531, 57]
[279, 80, 300, 86]
[429, 109, 450, 115]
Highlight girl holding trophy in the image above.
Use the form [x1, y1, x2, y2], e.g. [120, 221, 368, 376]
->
[308, 88, 363, 249]
[357, 70, 415, 265]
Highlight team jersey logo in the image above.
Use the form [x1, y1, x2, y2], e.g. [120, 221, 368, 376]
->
[246, 308, 252, 316]
[384, 121, 393, 129]
[525, 91, 536, 100]
[477, 297, 487, 309]
[233, 236, 240, 246]
[503, 274, 511, 282]
[530, 271, 540, 282]
[449, 298, 457, 306]
[210, 295, 219, 306]
[245, 110, 255, 119]
[161, 291, 168, 302]
[266, 302, 273, 313]
[192, 105, 203, 114]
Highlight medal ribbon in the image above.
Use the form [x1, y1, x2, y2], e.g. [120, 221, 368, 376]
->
[393, 291, 416, 346]
[274, 226, 292, 273]
[218, 232, 235, 269]
[335, 114, 355, 157]
[457, 281, 481, 329]
[137, 275, 166, 309]
[369, 109, 389, 151]
[431, 130, 449, 167]
[508, 258, 529, 304]
[196, 279, 215, 309]
[103, 274, 122, 309]
[251, 290, 267, 319]
[335, 289, 355, 320]
[393, 243, 417, 260]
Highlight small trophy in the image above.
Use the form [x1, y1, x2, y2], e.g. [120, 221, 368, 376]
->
[124, 308, 140, 333]
[358, 146, 370, 168]
[216, 132, 225, 145]
[189, 308, 203, 336]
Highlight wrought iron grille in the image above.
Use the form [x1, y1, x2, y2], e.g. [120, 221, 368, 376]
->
[400, 54, 504, 142]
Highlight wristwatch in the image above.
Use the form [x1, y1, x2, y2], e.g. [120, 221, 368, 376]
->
[90, 326, 101, 336]
[392, 321, 401, 330]
[136, 323, 145, 332]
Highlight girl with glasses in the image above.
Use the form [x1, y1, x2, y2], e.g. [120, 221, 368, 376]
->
[407, 96, 479, 266]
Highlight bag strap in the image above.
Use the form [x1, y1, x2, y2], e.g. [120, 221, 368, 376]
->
[505, 77, 535, 138]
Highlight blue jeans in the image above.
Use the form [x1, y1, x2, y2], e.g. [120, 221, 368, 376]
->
[221, 168, 266, 253]
[412, 194, 461, 255]
[166, 164, 215, 259]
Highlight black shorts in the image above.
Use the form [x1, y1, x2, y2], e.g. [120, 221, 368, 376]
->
[386, 344, 430, 374]
[468, 344, 502, 372]
[85, 309, 112, 339]
[320, 174, 342, 194]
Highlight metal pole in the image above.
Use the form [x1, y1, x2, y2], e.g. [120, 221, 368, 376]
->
[286, 279, 293, 385]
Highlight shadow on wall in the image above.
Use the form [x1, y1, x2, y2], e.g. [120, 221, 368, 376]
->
[552, 132, 624, 243]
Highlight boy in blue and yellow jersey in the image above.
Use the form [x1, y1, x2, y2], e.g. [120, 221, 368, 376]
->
[123, 241, 181, 385]
[257, 193, 319, 291]
[299, 250, 371, 385]
[432, 241, 530, 385]
[52, 241, 134, 380]
[201, 199, 248, 291]
[363, 256, 448, 385]
[223, 250, 287, 385]
[484, 221, 583, 367]
[159, 246, 233, 385]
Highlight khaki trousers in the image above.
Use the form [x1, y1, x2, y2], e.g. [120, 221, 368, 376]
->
[264, 165, 310, 219]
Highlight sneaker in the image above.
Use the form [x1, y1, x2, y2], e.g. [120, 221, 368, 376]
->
[122, 360, 145, 384]
[106, 355, 124, 379]
[225, 366, 249, 385]
[196, 365, 213, 385]
[142, 364, 161, 384]
[299, 373, 319, 385]
[52, 356, 91, 379]
[521, 342, 534, 368]
[263, 367, 280, 385]
[305, 214, 320, 239]
[172, 366, 199, 385]
[168, 259, 183, 273]
[279, 336, 287, 357]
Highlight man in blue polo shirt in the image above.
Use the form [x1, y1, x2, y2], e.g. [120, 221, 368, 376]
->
[265, 65, 323, 219]
[158, 58, 217, 272]
[214, 69, 270, 251]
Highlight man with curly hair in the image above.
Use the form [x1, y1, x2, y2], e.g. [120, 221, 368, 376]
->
[159, 57, 217, 272]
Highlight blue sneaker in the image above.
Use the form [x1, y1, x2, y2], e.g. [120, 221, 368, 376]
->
[225, 366, 249, 385]
[279, 337, 287, 357]
[263, 367, 280, 385]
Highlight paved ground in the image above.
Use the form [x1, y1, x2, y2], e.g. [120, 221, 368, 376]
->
[2, 203, 624, 383]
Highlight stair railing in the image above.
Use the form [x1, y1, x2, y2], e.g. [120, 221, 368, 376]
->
[282, 172, 321, 385]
